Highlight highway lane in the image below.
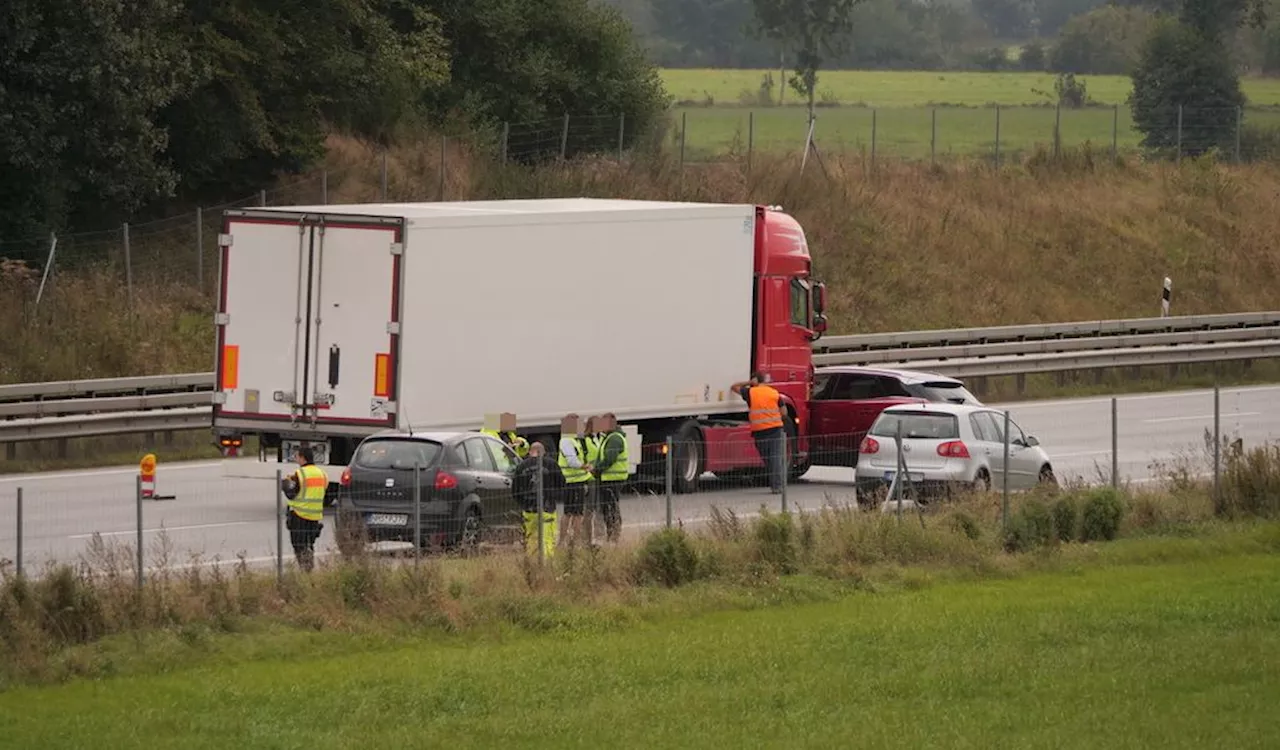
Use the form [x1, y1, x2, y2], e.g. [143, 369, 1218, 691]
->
[0, 384, 1275, 572]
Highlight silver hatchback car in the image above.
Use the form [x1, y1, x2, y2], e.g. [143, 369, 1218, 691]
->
[854, 402, 1056, 503]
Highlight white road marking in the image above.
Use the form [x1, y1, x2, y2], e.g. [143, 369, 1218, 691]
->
[0, 460, 227, 484]
[68, 521, 255, 540]
[1144, 412, 1260, 424]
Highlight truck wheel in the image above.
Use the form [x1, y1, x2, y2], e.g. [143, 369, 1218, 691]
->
[671, 422, 703, 494]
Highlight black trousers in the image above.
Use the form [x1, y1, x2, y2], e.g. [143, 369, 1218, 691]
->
[286, 510, 323, 571]
[752, 427, 786, 492]
[597, 482, 623, 541]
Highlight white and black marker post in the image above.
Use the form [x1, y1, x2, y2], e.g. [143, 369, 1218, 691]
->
[1161, 277, 1172, 317]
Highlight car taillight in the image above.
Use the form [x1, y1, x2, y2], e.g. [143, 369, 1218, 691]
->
[937, 441, 970, 459]
[859, 436, 880, 454]
[434, 471, 458, 490]
[340, 467, 351, 487]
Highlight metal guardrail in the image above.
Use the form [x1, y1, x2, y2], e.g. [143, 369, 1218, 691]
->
[3, 311, 1279, 443]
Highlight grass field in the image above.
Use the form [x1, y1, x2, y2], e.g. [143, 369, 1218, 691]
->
[1, 541, 1277, 747]
[658, 69, 1280, 159]
[660, 69, 1280, 108]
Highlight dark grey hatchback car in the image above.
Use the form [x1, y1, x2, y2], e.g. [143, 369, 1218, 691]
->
[334, 430, 522, 555]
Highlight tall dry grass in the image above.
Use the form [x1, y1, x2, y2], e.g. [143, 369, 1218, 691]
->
[5, 134, 1280, 384]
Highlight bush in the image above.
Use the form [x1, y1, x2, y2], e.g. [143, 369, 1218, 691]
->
[1239, 123, 1280, 163]
[1019, 42, 1047, 72]
[634, 528, 700, 587]
[1051, 496, 1079, 543]
[1080, 488, 1125, 542]
[753, 511, 799, 574]
[1215, 444, 1280, 519]
[948, 511, 983, 541]
[1003, 499, 1056, 553]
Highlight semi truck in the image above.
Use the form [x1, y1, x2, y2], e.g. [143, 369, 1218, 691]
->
[211, 198, 829, 493]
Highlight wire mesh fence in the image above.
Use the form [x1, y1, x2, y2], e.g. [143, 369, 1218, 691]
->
[2, 383, 1274, 582]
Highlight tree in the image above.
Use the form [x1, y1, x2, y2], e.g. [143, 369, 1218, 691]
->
[1129, 19, 1244, 156]
[750, 0, 867, 124]
[0, 0, 195, 239]
[422, 0, 669, 159]
[972, 0, 1034, 38]
[1049, 5, 1155, 74]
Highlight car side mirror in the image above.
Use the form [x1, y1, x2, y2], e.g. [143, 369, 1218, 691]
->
[1025, 436, 1039, 447]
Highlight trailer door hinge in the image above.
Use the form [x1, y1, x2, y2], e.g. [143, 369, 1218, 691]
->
[215, 312, 230, 326]
[389, 242, 404, 256]
[386, 322, 401, 335]
[217, 233, 233, 248]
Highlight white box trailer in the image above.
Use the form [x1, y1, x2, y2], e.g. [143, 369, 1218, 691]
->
[213, 198, 758, 472]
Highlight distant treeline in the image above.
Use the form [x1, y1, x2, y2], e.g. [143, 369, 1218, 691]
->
[605, 0, 1280, 75]
[0, 0, 670, 240]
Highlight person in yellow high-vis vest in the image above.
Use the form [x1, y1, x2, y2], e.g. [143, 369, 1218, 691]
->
[557, 413, 593, 546]
[281, 447, 327, 572]
[591, 413, 627, 543]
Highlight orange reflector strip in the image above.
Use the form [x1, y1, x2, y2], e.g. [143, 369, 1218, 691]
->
[221, 345, 240, 390]
[373, 353, 390, 398]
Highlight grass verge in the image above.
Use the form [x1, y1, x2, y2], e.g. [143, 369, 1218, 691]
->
[0, 526, 1277, 747]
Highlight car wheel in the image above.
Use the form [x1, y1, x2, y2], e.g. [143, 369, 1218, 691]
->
[1039, 464, 1058, 487]
[456, 506, 481, 554]
[972, 469, 992, 494]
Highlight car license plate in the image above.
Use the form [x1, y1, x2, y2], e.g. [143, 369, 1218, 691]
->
[367, 513, 408, 526]
[883, 471, 924, 483]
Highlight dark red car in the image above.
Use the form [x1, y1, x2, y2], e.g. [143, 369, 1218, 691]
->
[806, 366, 982, 468]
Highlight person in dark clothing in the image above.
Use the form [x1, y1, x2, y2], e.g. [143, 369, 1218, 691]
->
[512, 442, 563, 556]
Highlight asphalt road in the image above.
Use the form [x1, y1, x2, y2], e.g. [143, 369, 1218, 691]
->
[1, 384, 1275, 573]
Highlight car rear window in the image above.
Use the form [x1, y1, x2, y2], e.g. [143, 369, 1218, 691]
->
[906, 381, 978, 404]
[353, 439, 442, 470]
[870, 412, 960, 440]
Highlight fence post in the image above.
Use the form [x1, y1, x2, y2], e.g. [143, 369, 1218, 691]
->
[1111, 397, 1119, 488]
[780, 431, 789, 514]
[664, 436, 673, 529]
[380, 150, 388, 201]
[930, 108, 937, 166]
[195, 207, 204, 289]
[15, 487, 22, 579]
[1054, 102, 1062, 160]
[501, 122, 510, 166]
[560, 113, 570, 161]
[35, 232, 58, 311]
[617, 113, 625, 160]
[1213, 386, 1221, 500]
[135, 474, 144, 590]
[259, 189, 267, 207]
[1112, 104, 1119, 163]
[275, 469, 283, 582]
[439, 136, 447, 201]
[894, 420, 904, 520]
[1176, 105, 1183, 163]
[1235, 106, 1243, 163]
[322, 170, 329, 205]
[122, 223, 134, 308]
[414, 461, 422, 567]
[994, 105, 1002, 168]
[1002, 410, 1011, 529]
[747, 111, 755, 174]
[536, 460, 546, 563]
[870, 108, 877, 171]
[679, 111, 687, 172]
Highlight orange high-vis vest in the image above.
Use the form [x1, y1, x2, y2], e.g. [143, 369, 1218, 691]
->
[748, 385, 784, 431]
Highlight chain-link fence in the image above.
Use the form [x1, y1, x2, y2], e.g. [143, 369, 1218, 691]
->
[2, 384, 1273, 580]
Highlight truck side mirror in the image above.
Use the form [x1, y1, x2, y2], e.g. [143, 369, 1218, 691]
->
[814, 282, 827, 314]
[811, 314, 828, 338]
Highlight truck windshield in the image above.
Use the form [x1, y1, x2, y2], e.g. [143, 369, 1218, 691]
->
[870, 412, 960, 440]
[354, 439, 442, 470]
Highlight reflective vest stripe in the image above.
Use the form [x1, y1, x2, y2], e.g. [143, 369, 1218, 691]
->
[289, 464, 327, 521]
[599, 431, 629, 482]
[749, 386, 784, 431]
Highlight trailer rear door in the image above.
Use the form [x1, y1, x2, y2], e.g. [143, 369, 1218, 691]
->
[214, 210, 404, 432]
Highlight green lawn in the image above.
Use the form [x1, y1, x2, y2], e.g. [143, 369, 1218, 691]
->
[2, 550, 1277, 748]
[661, 68, 1280, 108]
[671, 105, 1280, 160]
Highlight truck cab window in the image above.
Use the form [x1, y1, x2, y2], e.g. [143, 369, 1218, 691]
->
[789, 277, 810, 327]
